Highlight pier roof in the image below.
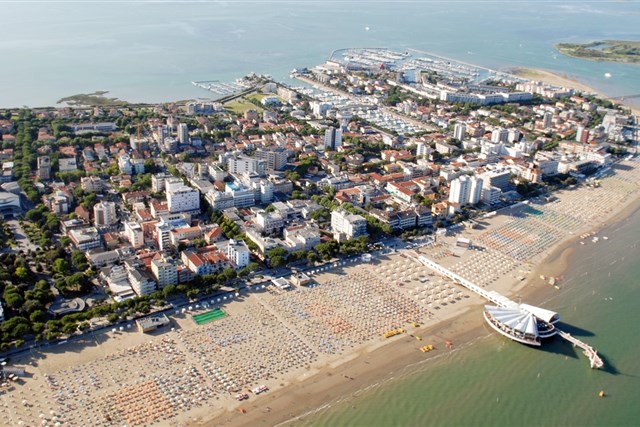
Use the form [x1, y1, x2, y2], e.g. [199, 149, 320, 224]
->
[485, 305, 538, 337]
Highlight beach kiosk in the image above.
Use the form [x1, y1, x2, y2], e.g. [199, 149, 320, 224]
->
[136, 313, 171, 333]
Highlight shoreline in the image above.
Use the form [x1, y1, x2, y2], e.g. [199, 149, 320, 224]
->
[508, 66, 640, 116]
[200, 161, 640, 427]
[5, 160, 638, 427]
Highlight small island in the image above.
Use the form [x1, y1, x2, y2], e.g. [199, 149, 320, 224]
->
[556, 40, 640, 63]
[57, 90, 128, 106]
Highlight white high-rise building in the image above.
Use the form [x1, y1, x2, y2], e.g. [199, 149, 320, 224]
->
[227, 156, 266, 176]
[311, 101, 332, 117]
[259, 180, 274, 204]
[166, 179, 200, 213]
[93, 201, 117, 227]
[152, 173, 172, 193]
[416, 141, 430, 158]
[448, 176, 470, 206]
[118, 154, 133, 175]
[507, 128, 521, 143]
[227, 239, 250, 269]
[254, 147, 288, 171]
[151, 256, 178, 288]
[576, 126, 590, 144]
[468, 176, 484, 205]
[453, 123, 466, 141]
[324, 127, 342, 151]
[177, 123, 189, 144]
[491, 128, 509, 144]
[125, 221, 144, 248]
[331, 209, 367, 241]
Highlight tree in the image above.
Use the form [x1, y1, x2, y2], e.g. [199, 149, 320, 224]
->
[307, 251, 319, 265]
[30, 310, 45, 323]
[14, 266, 30, 281]
[220, 268, 237, 282]
[3, 286, 24, 309]
[162, 284, 177, 298]
[270, 256, 286, 268]
[52, 258, 71, 276]
[71, 250, 89, 271]
[2, 317, 30, 339]
[107, 313, 120, 324]
[135, 302, 151, 314]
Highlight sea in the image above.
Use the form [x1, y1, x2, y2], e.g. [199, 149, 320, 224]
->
[294, 205, 640, 427]
[1, 1, 640, 108]
[3, 2, 640, 426]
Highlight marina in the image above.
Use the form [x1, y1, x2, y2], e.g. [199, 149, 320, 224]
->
[191, 80, 255, 100]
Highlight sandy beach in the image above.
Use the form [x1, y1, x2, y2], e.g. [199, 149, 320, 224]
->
[2, 158, 639, 427]
[198, 157, 640, 427]
[509, 66, 640, 116]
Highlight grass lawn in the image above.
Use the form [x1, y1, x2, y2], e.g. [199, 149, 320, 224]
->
[224, 99, 263, 114]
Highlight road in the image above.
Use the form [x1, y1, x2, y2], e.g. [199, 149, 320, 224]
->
[4, 219, 39, 253]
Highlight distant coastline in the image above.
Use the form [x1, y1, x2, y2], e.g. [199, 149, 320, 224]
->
[555, 40, 640, 64]
[509, 66, 640, 116]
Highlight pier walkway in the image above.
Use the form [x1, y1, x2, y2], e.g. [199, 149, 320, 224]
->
[413, 253, 604, 369]
[556, 329, 604, 369]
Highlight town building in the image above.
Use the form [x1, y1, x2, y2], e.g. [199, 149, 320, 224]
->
[331, 208, 368, 241]
[118, 154, 133, 175]
[151, 256, 178, 288]
[324, 127, 342, 150]
[124, 258, 156, 296]
[227, 156, 266, 176]
[37, 156, 51, 180]
[226, 239, 250, 269]
[181, 246, 231, 275]
[453, 123, 466, 141]
[125, 221, 144, 248]
[254, 147, 288, 171]
[81, 176, 104, 193]
[68, 227, 102, 251]
[177, 123, 189, 144]
[166, 179, 200, 214]
[481, 169, 511, 191]
[93, 201, 117, 227]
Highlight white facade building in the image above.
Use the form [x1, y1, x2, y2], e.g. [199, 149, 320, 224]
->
[226, 239, 250, 269]
[151, 257, 178, 288]
[453, 123, 466, 141]
[491, 128, 509, 144]
[152, 173, 172, 193]
[118, 154, 133, 175]
[227, 156, 266, 176]
[166, 179, 200, 213]
[125, 221, 144, 248]
[448, 176, 470, 206]
[324, 127, 342, 151]
[416, 141, 430, 158]
[94, 201, 117, 227]
[331, 209, 368, 241]
[468, 176, 484, 205]
[177, 123, 189, 144]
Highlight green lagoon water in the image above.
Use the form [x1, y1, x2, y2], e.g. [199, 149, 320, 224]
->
[296, 208, 640, 427]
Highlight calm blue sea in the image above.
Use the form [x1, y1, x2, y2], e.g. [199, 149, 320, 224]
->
[1, 1, 640, 107]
